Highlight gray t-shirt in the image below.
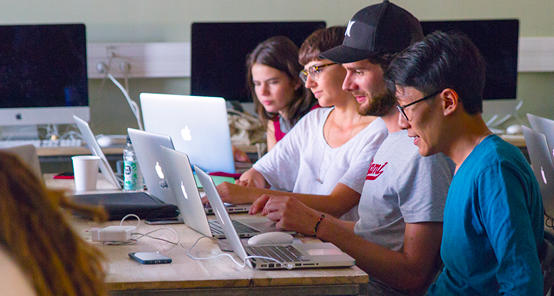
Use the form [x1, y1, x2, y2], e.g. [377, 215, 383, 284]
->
[253, 107, 388, 221]
[354, 130, 455, 251]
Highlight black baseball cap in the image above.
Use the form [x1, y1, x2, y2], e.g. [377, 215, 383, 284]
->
[320, 0, 423, 63]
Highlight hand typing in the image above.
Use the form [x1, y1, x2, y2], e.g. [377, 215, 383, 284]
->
[253, 194, 320, 236]
[201, 182, 257, 205]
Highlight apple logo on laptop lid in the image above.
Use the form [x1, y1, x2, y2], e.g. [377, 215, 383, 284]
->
[155, 161, 164, 179]
[154, 161, 169, 189]
[181, 126, 192, 141]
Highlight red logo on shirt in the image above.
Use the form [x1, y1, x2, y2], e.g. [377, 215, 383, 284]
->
[366, 160, 387, 180]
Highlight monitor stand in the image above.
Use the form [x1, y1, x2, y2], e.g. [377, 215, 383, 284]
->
[482, 99, 521, 133]
[0, 125, 39, 140]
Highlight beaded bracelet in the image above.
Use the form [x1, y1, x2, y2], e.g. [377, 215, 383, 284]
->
[313, 214, 325, 237]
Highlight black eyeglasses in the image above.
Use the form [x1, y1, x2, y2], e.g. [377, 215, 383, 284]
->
[299, 62, 336, 83]
[397, 90, 442, 121]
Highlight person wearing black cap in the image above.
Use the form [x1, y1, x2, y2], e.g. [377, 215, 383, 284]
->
[389, 31, 544, 295]
[249, 1, 455, 295]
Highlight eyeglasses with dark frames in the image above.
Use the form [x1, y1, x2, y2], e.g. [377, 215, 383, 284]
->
[299, 62, 337, 83]
[397, 90, 442, 121]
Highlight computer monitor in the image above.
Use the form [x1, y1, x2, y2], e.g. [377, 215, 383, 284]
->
[0, 23, 90, 126]
[190, 21, 326, 103]
[420, 19, 519, 102]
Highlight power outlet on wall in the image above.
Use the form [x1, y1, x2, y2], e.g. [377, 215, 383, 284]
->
[87, 42, 190, 79]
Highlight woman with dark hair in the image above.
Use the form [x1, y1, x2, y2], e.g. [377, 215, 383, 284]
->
[213, 27, 388, 221]
[0, 151, 108, 296]
[246, 36, 316, 151]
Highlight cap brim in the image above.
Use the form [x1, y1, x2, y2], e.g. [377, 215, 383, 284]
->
[319, 45, 378, 64]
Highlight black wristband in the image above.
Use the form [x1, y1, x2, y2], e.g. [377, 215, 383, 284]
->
[313, 214, 325, 237]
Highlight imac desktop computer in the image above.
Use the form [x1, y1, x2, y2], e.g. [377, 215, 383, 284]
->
[190, 21, 326, 107]
[420, 19, 520, 131]
[0, 23, 89, 140]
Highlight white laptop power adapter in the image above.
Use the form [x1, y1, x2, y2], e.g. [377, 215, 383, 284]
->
[91, 226, 136, 242]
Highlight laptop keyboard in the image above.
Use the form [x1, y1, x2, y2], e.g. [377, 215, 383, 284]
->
[245, 245, 310, 263]
[209, 220, 260, 236]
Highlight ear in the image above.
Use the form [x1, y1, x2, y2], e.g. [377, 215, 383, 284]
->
[441, 88, 459, 116]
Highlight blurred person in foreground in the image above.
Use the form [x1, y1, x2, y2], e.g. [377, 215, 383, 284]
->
[0, 151, 108, 296]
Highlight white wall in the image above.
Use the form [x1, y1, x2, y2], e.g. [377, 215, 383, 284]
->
[2, 0, 553, 134]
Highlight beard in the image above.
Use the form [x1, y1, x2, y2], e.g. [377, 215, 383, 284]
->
[357, 87, 397, 117]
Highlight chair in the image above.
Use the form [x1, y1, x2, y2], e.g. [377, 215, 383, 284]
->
[539, 232, 554, 296]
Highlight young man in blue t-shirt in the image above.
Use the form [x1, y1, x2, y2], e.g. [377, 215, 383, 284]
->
[388, 31, 544, 295]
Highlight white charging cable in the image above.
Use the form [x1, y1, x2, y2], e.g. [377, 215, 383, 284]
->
[132, 228, 180, 246]
[120, 214, 141, 228]
[107, 73, 144, 130]
[93, 214, 179, 246]
[513, 100, 525, 125]
[96, 61, 143, 130]
[184, 236, 286, 268]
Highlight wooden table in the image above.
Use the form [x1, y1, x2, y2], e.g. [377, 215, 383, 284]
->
[45, 174, 369, 296]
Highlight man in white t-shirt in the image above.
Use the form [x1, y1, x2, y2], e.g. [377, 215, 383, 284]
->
[249, 1, 455, 295]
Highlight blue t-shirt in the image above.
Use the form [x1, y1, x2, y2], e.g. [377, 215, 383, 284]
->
[428, 135, 544, 295]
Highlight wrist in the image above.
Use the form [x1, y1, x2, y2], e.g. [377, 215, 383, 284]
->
[313, 214, 325, 237]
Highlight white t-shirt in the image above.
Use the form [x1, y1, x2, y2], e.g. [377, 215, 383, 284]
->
[0, 247, 37, 296]
[253, 107, 388, 221]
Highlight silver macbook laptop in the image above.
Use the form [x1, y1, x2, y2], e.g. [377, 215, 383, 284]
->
[522, 126, 554, 217]
[128, 128, 247, 215]
[195, 164, 355, 270]
[160, 146, 294, 238]
[527, 113, 554, 160]
[128, 128, 178, 206]
[74, 115, 121, 188]
[1, 144, 42, 181]
[140, 93, 235, 174]
[73, 118, 179, 220]
[203, 199, 250, 215]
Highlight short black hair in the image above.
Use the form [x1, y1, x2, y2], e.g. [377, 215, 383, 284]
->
[386, 31, 486, 114]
